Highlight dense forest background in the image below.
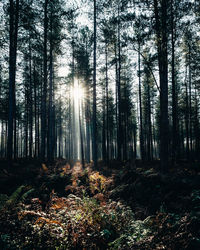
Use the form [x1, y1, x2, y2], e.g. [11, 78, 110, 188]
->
[0, 0, 200, 172]
[0, 1, 200, 249]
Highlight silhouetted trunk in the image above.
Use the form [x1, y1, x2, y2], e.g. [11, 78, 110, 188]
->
[7, 0, 19, 161]
[14, 113, 17, 159]
[171, 0, 178, 164]
[188, 45, 193, 159]
[25, 88, 28, 158]
[180, 121, 185, 158]
[138, 43, 145, 161]
[102, 90, 106, 161]
[85, 84, 91, 162]
[115, 42, 118, 159]
[194, 86, 200, 160]
[72, 40, 76, 160]
[92, 0, 97, 167]
[147, 83, 153, 161]
[58, 99, 62, 158]
[123, 85, 128, 161]
[79, 101, 85, 168]
[105, 45, 109, 162]
[117, 4, 122, 161]
[33, 62, 38, 158]
[133, 126, 137, 159]
[41, 0, 48, 160]
[68, 89, 72, 160]
[29, 38, 33, 158]
[153, 0, 169, 173]
[185, 66, 189, 160]
[1, 122, 4, 157]
[48, 19, 54, 162]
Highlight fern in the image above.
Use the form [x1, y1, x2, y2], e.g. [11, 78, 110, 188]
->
[35, 217, 63, 228]
[5, 185, 25, 207]
[20, 188, 35, 202]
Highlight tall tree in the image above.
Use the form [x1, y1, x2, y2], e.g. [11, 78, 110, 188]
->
[41, 0, 48, 160]
[153, 0, 169, 172]
[7, 0, 19, 161]
[92, 0, 97, 167]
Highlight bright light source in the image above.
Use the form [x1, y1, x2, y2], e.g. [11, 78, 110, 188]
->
[71, 84, 85, 101]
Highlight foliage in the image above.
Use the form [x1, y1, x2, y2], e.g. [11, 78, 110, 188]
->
[0, 160, 200, 249]
[89, 171, 107, 194]
[0, 194, 8, 209]
[14, 193, 148, 249]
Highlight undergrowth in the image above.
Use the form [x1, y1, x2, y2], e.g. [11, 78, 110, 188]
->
[0, 161, 199, 249]
[0, 164, 151, 249]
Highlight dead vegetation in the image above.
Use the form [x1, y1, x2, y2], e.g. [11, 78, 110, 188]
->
[0, 160, 200, 249]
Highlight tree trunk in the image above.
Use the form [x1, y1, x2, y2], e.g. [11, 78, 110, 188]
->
[153, 0, 169, 173]
[138, 43, 145, 161]
[7, 0, 19, 162]
[79, 100, 85, 168]
[29, 37, 33, 158]
[92, 0, 97, 167]
[171, 0, 178, 164]
[188, 45, 193, 159]
[102, 89, 106, 161]
[185, 66, 189, 160]
[117, 4, 122, 161]
[48, 18, 54, 162]
[105, 44, 109, 163]
[41, 0, 48, 160]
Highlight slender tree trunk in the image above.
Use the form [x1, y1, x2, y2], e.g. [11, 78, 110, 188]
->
[138, 43, 145, 161]
[72, 40, 76, 160]
[185, 66, 190, 160]
[133, 126, 137, 159]
[115, 42, 118, 160]
[117, 4, 122, 161]
[79, 100, 85, 168]
[194, 86, 200, 160]
[0, 121, 2, 157]
[102, 89, 106, 161]
[58, 99, 62, 158]
[147, 83, 152, 161]
[7, 0, 19, 162]
[68, 89, 71, 160]
[123, 84, 128, 161]
[29, 37, 33, 158]
[25, 81, 29, 158]
[41, 0, 48, 160]
[85, 84, 91, 162]
[14, 112, 17, 159]
[171, 0, 178, 164]
[33, 62, 38, 158]
[153, 0, 169, 173]
[188, 45, 193, 159]
[48, 19, 54, 162]
[92, 0, 97, 167]
[105, 45, 109, 163]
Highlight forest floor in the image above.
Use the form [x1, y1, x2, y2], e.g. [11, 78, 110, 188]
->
[0, 159, 200, 249]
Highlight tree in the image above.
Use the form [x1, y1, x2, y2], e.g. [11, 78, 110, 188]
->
[92, 0, 97, 166]
[41, 0, 48, 161]
[153, 0, 169, 172]
[7, 0, 19, 161]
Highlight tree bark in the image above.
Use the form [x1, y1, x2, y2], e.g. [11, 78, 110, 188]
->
[153, 0, 169, 173]
[7, 0, 19, 162]
[138, 43, 145, 160]
[92, 0, 97, 167]
[41, 0, 48, 160]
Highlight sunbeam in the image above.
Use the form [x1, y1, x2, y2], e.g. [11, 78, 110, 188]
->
[71, 81, 85, 101]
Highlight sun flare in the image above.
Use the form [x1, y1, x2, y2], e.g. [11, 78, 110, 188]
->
[71, 84, 85, 101]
